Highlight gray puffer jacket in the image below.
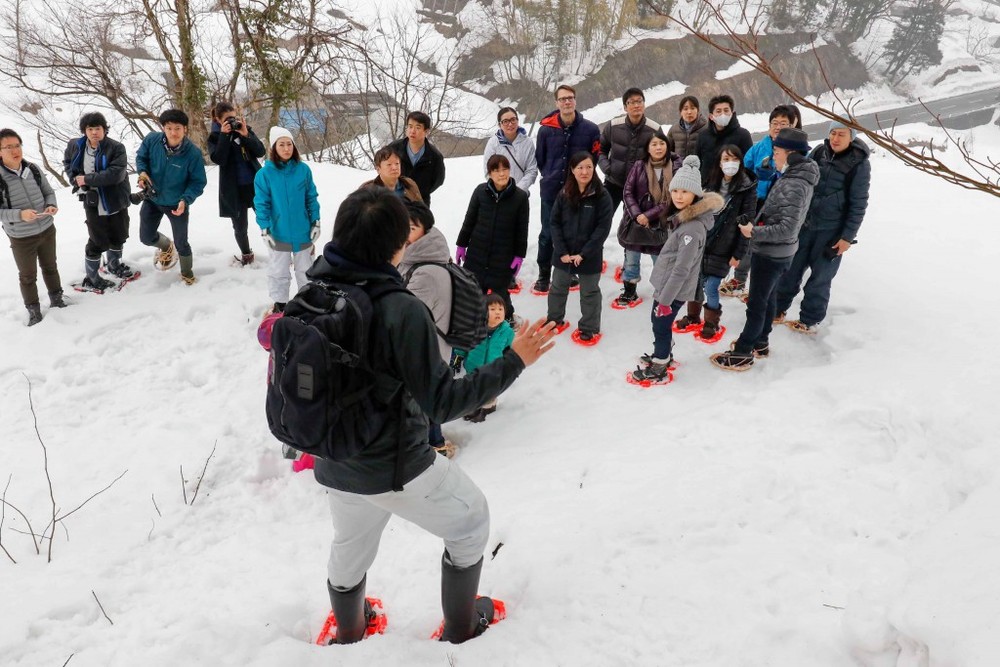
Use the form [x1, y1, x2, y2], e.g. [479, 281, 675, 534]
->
[1, 161, 57, 239]
[398, 226, 453, 362]
[649, 192, 724, 304]
[752, 153, 820, 259]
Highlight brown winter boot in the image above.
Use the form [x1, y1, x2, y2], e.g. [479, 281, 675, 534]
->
[699, 304, 723, 340]
[673, 301, 703, 331]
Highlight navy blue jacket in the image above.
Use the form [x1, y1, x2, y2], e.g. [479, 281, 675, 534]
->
[805, 138, 871, 241]
[535, 110, 601, 201]
[390, 137, 446, 204]
[63, 136, 130, 215]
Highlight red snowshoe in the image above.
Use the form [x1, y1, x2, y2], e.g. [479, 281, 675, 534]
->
[315, 597, 387, 645]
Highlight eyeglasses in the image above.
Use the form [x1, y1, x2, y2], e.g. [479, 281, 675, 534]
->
[499, 117, 518, 126]
[769, 120, 790, 128]
[556, 96, 575, 103]
[625, 99, 644, 107]
[0, 144, 22, 151]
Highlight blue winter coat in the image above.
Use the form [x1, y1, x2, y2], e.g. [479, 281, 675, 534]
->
[254, 159, 320, 252]
[805, 138, 871, 241]
[135, 133, 207, 208]
[535, 110, 602, 202]
[461, 321, 515, 373]
[743, 136, 779, 200]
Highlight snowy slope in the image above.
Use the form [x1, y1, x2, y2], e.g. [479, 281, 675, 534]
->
[2, 125, 1000, 666]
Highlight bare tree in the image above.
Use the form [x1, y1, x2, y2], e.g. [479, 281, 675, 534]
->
[646, 0, 1000, 198]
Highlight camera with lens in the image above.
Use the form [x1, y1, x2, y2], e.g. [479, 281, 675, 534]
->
[129, 183, 157, 206]
[226, 117, 243, 131]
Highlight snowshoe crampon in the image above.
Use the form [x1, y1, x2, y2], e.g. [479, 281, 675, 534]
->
[672, 320, 702, 334]
[610, 296, 643, 310]
[570, 329, 601, 346]
[315, 597, 387, 645]
[548, 321, 571, 335]
[625, 368, 673, 387]
[613, 265, 623, 283]
[696, 325, 726, 344]
[508, 279, 523, 294]
[430, 597, 506, 641]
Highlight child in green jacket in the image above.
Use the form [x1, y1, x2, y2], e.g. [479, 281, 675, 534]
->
[458, 294, 515, 422]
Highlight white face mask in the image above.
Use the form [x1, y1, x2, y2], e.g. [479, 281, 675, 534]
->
[713, 114, 732, 128]
[721, 161, 740, 177]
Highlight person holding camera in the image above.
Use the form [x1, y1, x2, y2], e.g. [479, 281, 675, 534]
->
[1, 128, 66, 326]
[63, 112, 133, 292]
[135, 109, 207, 285]
[208, 101, 266, 266]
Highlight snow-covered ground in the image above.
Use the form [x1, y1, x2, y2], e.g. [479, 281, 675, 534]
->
[2, 122, 1000, 666]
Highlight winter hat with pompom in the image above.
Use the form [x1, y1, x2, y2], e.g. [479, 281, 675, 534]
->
[669, 155, 703, 196]
[269, 126, 294, 149]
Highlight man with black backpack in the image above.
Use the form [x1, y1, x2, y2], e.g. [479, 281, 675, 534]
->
[271, 187, 555, 645]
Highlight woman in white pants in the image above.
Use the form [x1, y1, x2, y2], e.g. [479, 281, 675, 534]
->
[254, 126, 321, 312]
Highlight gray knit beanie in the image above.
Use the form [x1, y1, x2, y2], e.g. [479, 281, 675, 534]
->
[828, 120, 858, 140]
[669, 155, 703, 196]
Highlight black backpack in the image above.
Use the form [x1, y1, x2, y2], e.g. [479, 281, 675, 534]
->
[265, 279, 406, 463]
[404, 261, 487, 350]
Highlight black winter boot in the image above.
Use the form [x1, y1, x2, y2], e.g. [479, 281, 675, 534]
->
[26, 303, 43, 327]
[615, 281, 639, 307]
[699, 304, 722, 339]
[327, 575, 373, 644]
[49, 291, 70, 308]
[439, 553, 495, 644]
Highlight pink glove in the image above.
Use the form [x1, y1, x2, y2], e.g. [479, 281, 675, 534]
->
[655, 303, 672, 318]
[455, 246, 467, 265]
[292, 453, 315, 473]
[510, 256, 523, 276]
[257, 312, 284, 351]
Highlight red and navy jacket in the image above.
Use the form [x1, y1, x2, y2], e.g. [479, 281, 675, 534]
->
[535, 109, 601, 202]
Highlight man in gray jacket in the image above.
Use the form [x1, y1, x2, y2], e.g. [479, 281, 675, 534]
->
[1, 128, 68, 326]
[712, 128, 820, 371]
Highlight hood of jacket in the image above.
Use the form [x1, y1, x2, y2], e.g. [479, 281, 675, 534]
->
[707, 113, 745, 138]
[779, 152, 821, 187]
[674, 191, 725, 225]
[313, 242, 403, 285]
[496, 126, 528, 146]
[398, 226, 451, 271]
[540, 108, 591, 130]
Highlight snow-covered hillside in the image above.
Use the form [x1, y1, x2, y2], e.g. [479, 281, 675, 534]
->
[1, 123, 1000, 666]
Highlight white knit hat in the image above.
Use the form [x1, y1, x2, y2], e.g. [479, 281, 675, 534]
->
[269, 126, 294, 149]
[669, 155, 703, 196]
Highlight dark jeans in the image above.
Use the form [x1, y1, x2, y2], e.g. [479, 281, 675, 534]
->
[139, 201, 191, 256]
[547, 267, 601, 334]
[775, 226, 844, 326]
[735, 254, 792, 353]
[231, 183, 255, 255]
[84, 206, 129, 259]
[9, 225, 62, 305]
[428, 422, 444, 447]
[651, 299, 684, 360]
[536, 198, 555, 276]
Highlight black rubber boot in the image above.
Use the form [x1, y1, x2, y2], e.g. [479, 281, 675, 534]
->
[439, 552, 494, 644]
[327, 575, 370, 644]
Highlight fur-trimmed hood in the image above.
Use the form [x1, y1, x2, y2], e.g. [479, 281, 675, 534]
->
[675, 191, 724, 224]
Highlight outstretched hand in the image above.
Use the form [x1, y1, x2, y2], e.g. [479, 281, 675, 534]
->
[510, 318, 557, 367]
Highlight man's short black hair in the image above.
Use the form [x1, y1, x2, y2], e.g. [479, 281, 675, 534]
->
[708, 95, 735, 113]
[622, 87, 644, 106]
[768, 105, 794, 123]
[406, 111, 432, 131]
[405, 199, 435, 231]
[79, 112, 109, 134]
[0, 128, 22, 144]
[212, 101, 236, 120]
[158, 108, 189, 127]
[334, 187, 409, 266]
[678, 95, 700, 112]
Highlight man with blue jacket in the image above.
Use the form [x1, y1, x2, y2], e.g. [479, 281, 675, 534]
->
[775, 121, 871, 333]
[532, 84, 601, 294]
[136, 109, 207, 285]
[64, 112, 133, 292]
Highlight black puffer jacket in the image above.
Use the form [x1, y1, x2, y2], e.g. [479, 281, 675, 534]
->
[702, 171, 757, 278]
[310, 244, 526, 494]
[805, 138, 871, 240]
[63, 136, 130, 215]
[456, 180, 529, 285]
[752, 153, 820, 259]
[694, 114, 753, 182]
[598, 115, 661, 187]
[390, 137, 446, 204]
[208, 122, 266, 217]
[550, 182, 614, 275]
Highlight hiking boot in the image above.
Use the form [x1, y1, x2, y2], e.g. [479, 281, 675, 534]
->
[719, 278, 746, 297]
[699, 304, 722, 339]
[154, 240, 178, 270]
[49, 291, 70, 308]
[239, 252, 255, 266]
[531, 277, 550, 294]
[180, 274, 198, 286]
[464, 409, 487, 423]
[106, 262, 135, 279]
[434, 441, 457, 458]
[674, 301, 703, 330]
[631, 359, 670, 383]
[26, 303, 43, 327]
[712, 348, 755, 371]
[615, 281, 639, 307]
[786, 320, 817, 335]
[638, 352, 674, 368]
[730, 340, 769, 358]
[83, 275, 116, 292]
[773, 311, 786, 324]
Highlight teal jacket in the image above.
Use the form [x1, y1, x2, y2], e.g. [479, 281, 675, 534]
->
[254, 159, 320, 252]
[460, 321, 515, 373]
[135, 133, 207, 207]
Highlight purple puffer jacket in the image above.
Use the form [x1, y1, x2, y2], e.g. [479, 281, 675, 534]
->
[619, 154, 683, 253]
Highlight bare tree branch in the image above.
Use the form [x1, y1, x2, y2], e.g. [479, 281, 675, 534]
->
[1, 475, 18, 563]
[189, 441, 217, 506]
[92, 590, 114, 625]
[22, 373, 57, 563]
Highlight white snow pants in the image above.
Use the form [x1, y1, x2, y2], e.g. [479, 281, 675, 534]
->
[326, 455, 490, 589]
[267, 246, 314, 303]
